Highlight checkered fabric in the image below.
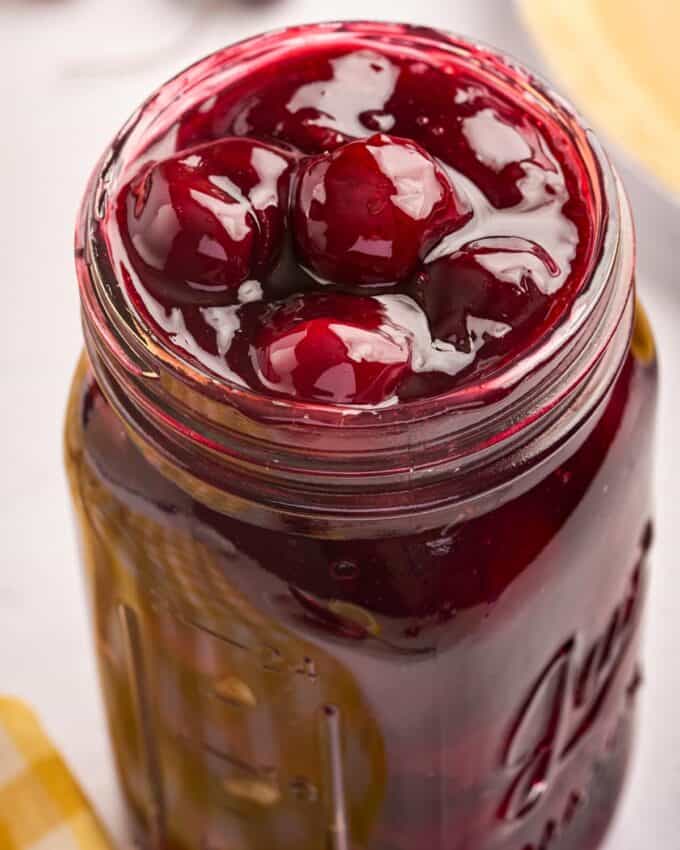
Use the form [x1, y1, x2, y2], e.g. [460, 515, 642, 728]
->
[0, 697, 112, 850]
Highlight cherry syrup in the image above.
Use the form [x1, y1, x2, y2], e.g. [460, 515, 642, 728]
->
[109, 39, 595, 406]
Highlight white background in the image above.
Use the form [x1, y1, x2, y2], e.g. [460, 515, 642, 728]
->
[1, 1, 678, 847]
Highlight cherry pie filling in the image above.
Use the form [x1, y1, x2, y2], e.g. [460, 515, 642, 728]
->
[67, 26, 657, 850]
[109, 39, 595, 407]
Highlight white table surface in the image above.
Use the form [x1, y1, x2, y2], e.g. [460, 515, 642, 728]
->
[1, 1, 678, 848]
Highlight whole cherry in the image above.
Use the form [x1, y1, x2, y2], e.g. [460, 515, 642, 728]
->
[252, 293, 413, 404]
[292, 134, 469, 287]
[414, 240, 553, 354]
[117, 137, 294, 307]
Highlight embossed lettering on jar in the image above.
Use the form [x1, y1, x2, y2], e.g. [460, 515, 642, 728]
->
[65, 21, 658, 850]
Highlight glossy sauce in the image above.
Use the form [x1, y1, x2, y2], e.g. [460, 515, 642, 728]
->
[108, 44, 595, 405]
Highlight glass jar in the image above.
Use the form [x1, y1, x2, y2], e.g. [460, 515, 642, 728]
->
[64, 23, 658, 850]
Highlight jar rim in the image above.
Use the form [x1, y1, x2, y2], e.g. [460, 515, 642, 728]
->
[76, 20, 634, 519]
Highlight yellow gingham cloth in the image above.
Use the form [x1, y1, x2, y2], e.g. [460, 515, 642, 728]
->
[0, 698, 112, 850]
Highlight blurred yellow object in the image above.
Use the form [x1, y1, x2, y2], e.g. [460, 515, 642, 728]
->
[521, 0, 680, 194]
[0, 698, 112, 850]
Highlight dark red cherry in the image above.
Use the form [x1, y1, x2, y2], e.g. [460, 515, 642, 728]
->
[252, 293, 412, 404]
[414, 239, 553, 358]
[117, 138, 294, 307]
[292, 134, 469, 287]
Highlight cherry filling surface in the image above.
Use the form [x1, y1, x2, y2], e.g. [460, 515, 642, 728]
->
[109, 40, 595, 405]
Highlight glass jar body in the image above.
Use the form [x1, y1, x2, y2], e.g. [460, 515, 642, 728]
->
[65, 308, 656, 850]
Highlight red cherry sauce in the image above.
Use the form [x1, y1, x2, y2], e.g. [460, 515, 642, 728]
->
[75, 27, 657, 850]
[109, 42, 595, 406]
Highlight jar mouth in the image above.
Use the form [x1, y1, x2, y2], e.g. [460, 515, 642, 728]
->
[77, 21, 632, 506]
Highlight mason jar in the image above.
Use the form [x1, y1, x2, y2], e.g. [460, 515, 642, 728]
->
[64, 22, 658, 850]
